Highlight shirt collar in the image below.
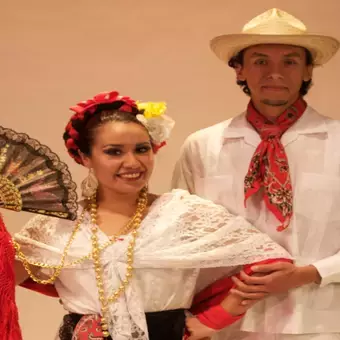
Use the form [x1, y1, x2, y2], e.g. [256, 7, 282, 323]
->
[223, 106, 328, 147]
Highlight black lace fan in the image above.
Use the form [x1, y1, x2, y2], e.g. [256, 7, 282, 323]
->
[0, 125, 78, 220]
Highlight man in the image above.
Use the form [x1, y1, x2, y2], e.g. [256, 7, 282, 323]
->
[172, 8, 340, 340]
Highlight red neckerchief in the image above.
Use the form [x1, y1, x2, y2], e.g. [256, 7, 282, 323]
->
[244, 98, 307, 231]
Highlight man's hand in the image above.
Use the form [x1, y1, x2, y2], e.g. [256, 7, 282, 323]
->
[230, 262, 321, 299]
[185, 316, 215, 340]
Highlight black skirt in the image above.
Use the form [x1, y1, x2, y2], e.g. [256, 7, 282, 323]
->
[59, 309, 186, 340]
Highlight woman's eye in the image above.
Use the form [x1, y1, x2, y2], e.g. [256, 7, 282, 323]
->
[104, 149, 122, 156]
[136, 146, 151, 153]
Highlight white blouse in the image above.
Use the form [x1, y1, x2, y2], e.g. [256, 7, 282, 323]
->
[15, 189, 291, 340]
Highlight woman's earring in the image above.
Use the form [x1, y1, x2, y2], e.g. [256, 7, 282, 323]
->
[142, 184, 148, 194]
[81, 168, 98, 198]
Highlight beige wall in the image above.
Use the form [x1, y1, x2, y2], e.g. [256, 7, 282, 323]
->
[2, 0, 340, 338]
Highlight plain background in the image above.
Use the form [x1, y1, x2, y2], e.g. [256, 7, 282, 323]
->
[2, 0, 340, 338]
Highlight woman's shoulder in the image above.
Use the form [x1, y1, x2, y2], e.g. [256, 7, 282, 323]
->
[16, 202, 87, 241]
[159, 189, 219, 204]
[153, 189, 227, 213]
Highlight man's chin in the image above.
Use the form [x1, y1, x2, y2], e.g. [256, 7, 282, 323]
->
[261, 99, 289, 107]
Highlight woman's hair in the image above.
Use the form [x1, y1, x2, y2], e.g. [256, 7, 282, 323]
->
[228, 47, 314, 96]
[63, 101, 150, 164]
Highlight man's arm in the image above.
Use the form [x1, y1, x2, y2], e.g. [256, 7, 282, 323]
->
[230, 249, 340, 297]
[312, 252, 340, 287]
[229, 260, 329, 298]
[171, 136, 197, 193]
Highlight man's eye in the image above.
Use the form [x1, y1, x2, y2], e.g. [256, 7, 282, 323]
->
[255, 59, 267, 65]
[285, 59, 297, 65]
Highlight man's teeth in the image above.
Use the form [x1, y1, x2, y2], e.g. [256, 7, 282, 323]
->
[119, 173, 141, 179]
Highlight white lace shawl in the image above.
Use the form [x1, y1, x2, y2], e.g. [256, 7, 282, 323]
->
[14, 189, 292, 340]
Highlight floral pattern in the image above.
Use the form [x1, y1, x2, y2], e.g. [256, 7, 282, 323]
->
[59, 314, 106, 340]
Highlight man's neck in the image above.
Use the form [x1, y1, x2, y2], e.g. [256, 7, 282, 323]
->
[251, 96, 301, 121]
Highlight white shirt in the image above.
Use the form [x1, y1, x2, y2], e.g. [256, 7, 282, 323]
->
[172, 106, 340, 334]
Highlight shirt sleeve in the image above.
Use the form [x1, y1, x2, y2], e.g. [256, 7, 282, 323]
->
[312, 251, 340, 286]
[171, 135, 200, 193]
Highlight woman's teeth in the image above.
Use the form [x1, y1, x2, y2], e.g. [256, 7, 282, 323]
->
[119, 173, 142, 179]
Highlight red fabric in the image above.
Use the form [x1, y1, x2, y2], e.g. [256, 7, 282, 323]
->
[195, 305, 243, 330]
[69, 91, 136, 116]
[152, 141, 166, 153]
[72, 314, 104, 339]
[0, 214, 23, 340]
[188, 258, 292, 333]
[19, 278, 59, 297]
[244, 98, 307, 231]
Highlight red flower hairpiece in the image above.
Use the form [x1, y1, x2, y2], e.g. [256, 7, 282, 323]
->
[64, 91, 137, 164]
[70, 91, 137, 118]
[64, 91, 172, 165]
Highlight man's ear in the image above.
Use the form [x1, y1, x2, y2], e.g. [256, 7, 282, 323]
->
[235, 64, 246, 82]
[304, 64, 313, 82]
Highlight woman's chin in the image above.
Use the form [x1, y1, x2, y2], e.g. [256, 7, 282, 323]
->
[114, 181, 147, 195]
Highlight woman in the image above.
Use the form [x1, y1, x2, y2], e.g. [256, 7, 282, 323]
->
[14, 91, 291, 340]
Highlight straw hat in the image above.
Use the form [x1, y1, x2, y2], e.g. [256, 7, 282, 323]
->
[210, 8, 340, 66]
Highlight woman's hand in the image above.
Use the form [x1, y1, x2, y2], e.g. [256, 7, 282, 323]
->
[220, 290, 263, 315]
[185, 316, 215, 340]
[184, 271, 269, 339]
[185, 291, 263, 340]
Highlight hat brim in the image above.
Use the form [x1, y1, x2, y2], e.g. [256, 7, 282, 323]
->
[210, 34, 340, 66]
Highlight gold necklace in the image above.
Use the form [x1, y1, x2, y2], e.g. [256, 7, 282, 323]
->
[90, 188, 148, 337]
[13, 210, 85, 284]
[14, 203, 145, 270]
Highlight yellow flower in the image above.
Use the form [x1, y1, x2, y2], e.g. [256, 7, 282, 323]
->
[136, 101, 167, 119]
